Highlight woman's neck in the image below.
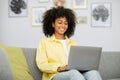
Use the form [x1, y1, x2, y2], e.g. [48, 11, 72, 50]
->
[54, 34, 65, 40]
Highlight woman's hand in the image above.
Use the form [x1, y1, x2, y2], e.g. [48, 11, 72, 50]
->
[57, 65, 67, 72]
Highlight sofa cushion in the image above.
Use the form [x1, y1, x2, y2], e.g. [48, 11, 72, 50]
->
[0, 48, 13, 80]
[0, 44, 34, 80]
[22, 48, 42, 80]
[107, 79, 120, 80]
[99, 52, 120, 79]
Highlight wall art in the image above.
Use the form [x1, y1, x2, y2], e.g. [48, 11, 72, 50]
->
[8, 0, 28, 17]
[91, 2, 112, 27]
[38, 0, 49, 3]
[73, 0, 87, 9]
[31, 7, 46, 26]
[77, 16, 87, 24]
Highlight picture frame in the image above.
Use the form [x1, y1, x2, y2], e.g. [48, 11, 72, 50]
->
[77, 16, 87, 24]
[38, 0, 49, 3]
[8, 0, 28, 17]
[31, 6, 46, 26]
[91, 2, 112, 27]
[72, 0, 88, 9]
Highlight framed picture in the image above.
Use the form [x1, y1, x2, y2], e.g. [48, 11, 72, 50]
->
[31, 6, 46, 26]
[91, 2, 112, 27]
[77, 16, 87, 24]
[38, 0, 49, 3]
[72, 0, 87, 9]
[8, 0, 28, 17]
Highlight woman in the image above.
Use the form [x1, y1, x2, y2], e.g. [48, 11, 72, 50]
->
[36, 7, 102, 80]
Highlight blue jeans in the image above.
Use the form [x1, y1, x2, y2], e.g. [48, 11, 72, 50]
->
[53, 69, 102, 80]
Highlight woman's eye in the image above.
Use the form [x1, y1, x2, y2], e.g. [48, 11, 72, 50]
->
[58, 21, 62, 24]
[64, 22, 68, 25]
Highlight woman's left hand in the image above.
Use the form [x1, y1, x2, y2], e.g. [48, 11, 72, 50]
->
[57, 65, 67, 72]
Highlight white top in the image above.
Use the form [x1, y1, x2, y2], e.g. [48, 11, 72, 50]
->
[59, 40, 68, 64]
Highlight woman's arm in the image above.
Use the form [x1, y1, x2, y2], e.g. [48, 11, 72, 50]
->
[36, 40, 60, 73]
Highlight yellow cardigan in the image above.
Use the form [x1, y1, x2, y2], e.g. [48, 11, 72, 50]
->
[36, 35, 77, 80]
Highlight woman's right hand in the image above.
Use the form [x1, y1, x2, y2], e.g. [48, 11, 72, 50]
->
[57, 65, 67, 72]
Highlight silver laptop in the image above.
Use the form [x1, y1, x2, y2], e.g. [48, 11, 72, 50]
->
[67, 46, 102, 71]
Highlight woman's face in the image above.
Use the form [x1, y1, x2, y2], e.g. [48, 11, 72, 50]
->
[52, 17, 68, 36]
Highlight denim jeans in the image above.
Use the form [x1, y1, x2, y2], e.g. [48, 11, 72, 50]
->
[53, 69, 102, 80]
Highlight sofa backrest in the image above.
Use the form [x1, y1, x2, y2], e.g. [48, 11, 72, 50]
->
[22, 48, 120, 80]
[22, 48, 42, 80]
[98, 51, 120, 79]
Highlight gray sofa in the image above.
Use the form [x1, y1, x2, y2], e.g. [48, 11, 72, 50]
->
[0, 47, 120, 80]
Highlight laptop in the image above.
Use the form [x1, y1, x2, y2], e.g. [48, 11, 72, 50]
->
[60, 46, 102, 72]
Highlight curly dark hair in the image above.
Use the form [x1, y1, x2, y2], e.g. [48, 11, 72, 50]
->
[42, 7, 76, 38]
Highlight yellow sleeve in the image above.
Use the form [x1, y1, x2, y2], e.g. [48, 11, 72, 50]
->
[36, 39, 60, 73]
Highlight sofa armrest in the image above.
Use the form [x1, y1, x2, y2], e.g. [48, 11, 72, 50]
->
[0, 48, 13, 80]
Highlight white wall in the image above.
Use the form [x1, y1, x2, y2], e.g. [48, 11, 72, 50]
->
[0, 0, 120, 51]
